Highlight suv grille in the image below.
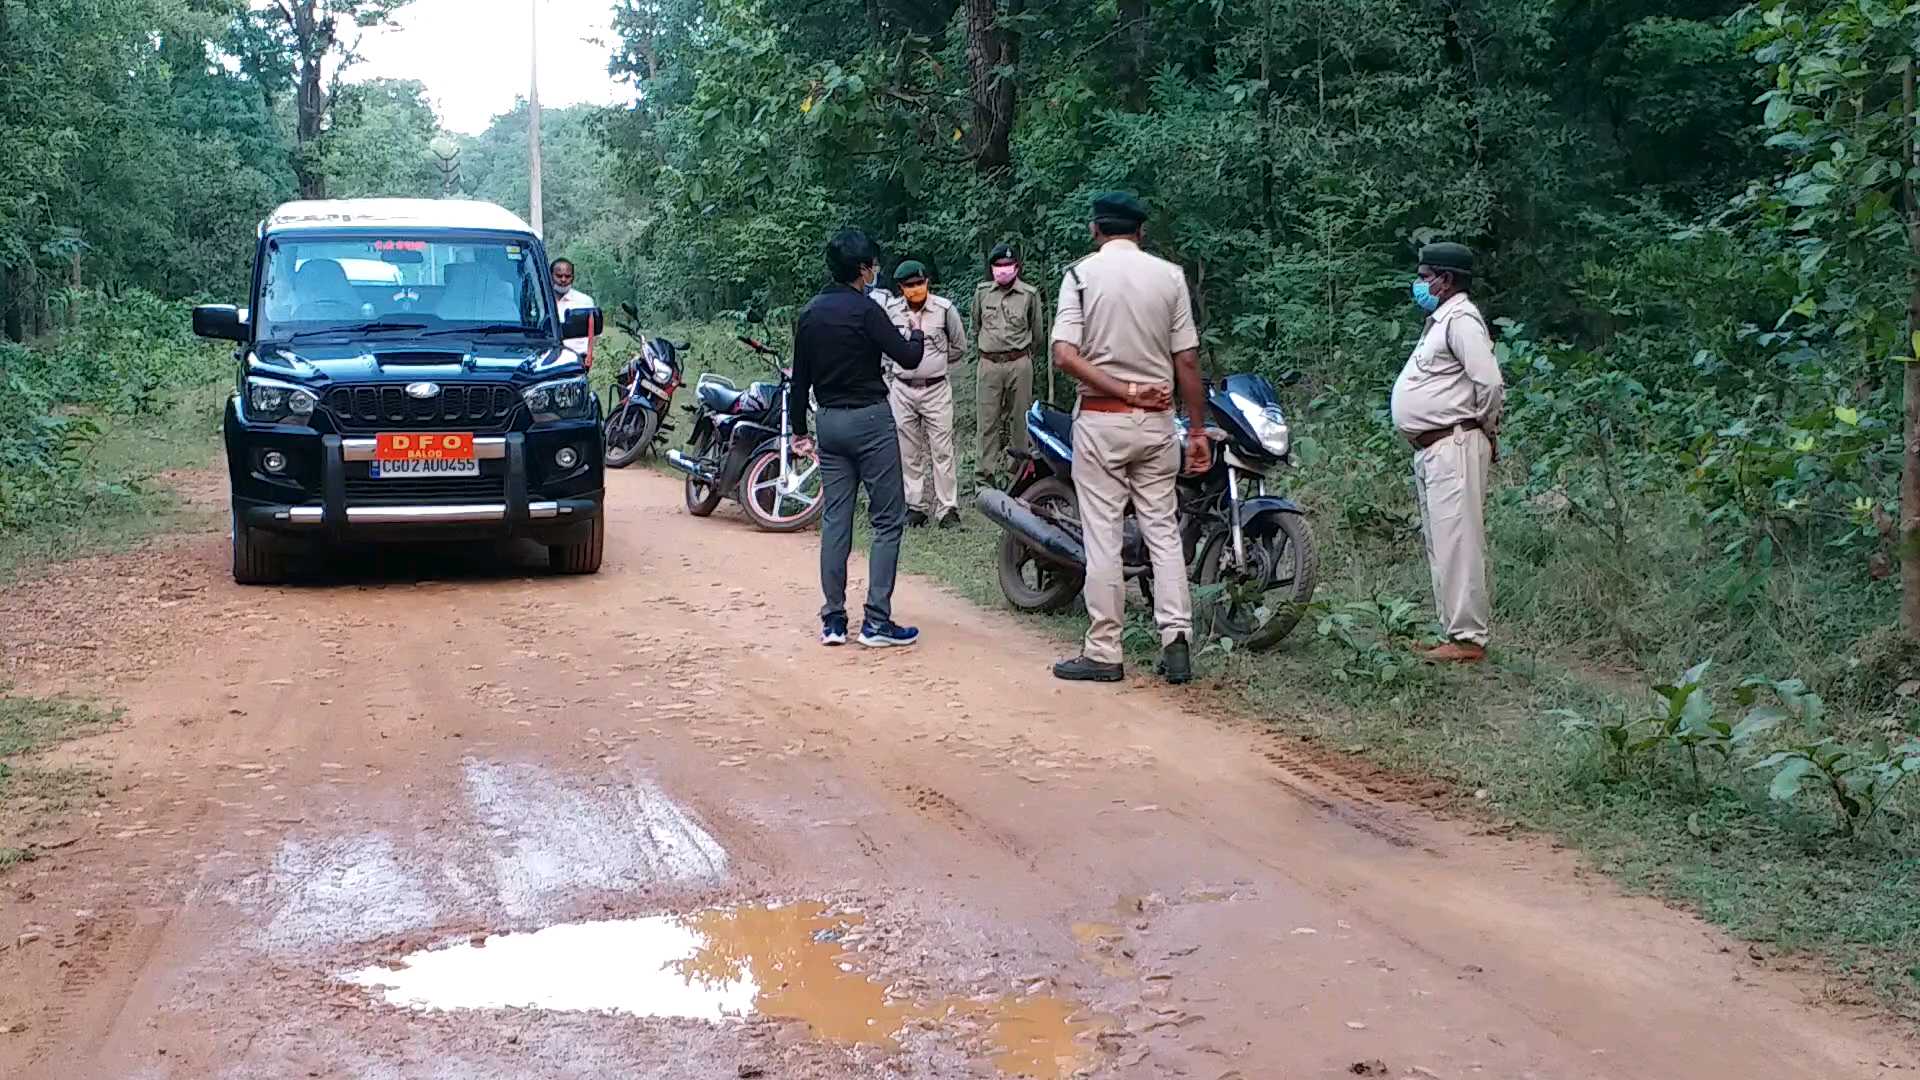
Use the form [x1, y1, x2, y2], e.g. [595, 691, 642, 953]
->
[344, 475, 507, 504]
[324, 384, 519, 433]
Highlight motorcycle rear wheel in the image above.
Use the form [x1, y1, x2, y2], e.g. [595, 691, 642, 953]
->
[604, 404, 658, 469]
[996, 477, 1084, 613]
[684, 433, 723, 517]
[1196, 512, 1319, 652]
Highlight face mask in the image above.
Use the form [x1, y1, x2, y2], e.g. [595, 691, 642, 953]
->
[902, 283, 930, 305]
[992, 265, 1018, 286]
[1411, 280, 1440, 314]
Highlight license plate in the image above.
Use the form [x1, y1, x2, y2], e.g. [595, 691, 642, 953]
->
[372, 432, 477, 478]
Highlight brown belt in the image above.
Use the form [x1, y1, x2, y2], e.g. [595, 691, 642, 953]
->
[982, 349, 1028, 362]
[895, 374, 946, 388]
[1409, 420, 1483, 450]
[1079, 396, 1169, 415]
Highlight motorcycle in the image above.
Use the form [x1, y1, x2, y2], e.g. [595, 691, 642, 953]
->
[976, 372, 1319, 652]
[663, 332, 825, 533]
[603, 301, 686, 468]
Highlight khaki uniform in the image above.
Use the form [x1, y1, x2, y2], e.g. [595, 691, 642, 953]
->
[1390, 292, 1504, 646]
[1050, 238, 1199, 665]
[973, 279, 1045, 477]
[886, 294, 967, 516]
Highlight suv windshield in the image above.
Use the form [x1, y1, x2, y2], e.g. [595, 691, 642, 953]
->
[256, 234, 550, 342]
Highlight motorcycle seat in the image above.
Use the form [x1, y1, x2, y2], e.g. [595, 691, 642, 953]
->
[699, 383, 751, 414]
[1031, 405, 1074, 447]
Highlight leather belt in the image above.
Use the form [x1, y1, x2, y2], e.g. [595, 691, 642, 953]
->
[895, 374, 946, 388]
[1079, 396, 1169, 415]
[982, 349, 1028, 362]
[1409, 420, 1483, 450]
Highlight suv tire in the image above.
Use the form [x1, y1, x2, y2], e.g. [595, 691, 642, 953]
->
[231, 508, 287, 585]
[549, 513, 605, 574]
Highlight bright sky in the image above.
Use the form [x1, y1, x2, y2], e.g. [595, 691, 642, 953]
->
[352, 0, 630, 135]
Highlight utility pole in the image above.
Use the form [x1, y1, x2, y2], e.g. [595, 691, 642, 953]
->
[528, 0, 544, 236]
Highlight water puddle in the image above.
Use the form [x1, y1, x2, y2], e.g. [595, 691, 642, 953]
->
[343, 902, 1101, 1077]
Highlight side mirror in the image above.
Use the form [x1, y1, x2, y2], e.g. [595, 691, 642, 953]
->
[193, 304, 248, 342]
[560, 307, 601, 340]
[620, 301, 640, 322]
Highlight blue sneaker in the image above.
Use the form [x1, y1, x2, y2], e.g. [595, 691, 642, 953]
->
[821, 614, 848, 646]
[858, 620, 919, 648]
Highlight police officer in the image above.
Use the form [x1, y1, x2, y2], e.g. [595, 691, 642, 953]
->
[885, 260, 967, 528]
[1390, 241, 1504, 664]
[973, 243, 1045, 489]
[1049, 192, 1210, 685]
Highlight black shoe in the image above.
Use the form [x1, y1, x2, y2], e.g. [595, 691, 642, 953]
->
[1160, 634, 1192, 685]
[1053, 655, 1124, 683]
[906, 509, 930, 528]
[937, 509, 961, 530]
[821, 614, 848, 647]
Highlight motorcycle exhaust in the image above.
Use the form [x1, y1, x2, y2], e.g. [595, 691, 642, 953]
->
[976, 489, 1085, 570]
[665, 450, 717, 482]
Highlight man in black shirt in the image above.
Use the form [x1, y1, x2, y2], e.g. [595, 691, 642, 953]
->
[790, 229, 927, 648]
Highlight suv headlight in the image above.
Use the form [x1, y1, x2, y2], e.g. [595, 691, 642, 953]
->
[245, 376, 318, 424]
[523, 377, 592, 422]
[1230, 391, 1290, 457]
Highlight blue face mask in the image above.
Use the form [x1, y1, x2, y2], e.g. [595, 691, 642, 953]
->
[1411, 280, 1440, 314]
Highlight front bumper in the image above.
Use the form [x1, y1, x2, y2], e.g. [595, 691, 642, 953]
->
[227, 407, 603, 546]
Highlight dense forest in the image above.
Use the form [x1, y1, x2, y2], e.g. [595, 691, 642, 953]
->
[6, 0, 1920, 1003]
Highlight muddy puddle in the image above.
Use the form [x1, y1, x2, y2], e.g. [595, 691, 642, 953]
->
[344, 901, 1101, 1077]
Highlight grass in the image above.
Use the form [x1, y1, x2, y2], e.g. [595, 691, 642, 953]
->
[640, 317, 1920, 1016]
[0, 377, 229, 581]
[0, 689, 117, 867]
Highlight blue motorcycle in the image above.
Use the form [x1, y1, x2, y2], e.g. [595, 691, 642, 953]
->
[976, 373, 1318, 651]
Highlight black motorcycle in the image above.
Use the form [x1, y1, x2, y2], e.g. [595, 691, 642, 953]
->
[976, 373, 1318, 651]
[603, 301, 686, 469]
[664, 333, 824, 533]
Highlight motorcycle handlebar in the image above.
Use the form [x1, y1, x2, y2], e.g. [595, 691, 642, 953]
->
[737, 335, 774, 355]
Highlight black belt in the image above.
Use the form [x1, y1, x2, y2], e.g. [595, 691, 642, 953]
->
[1409, 420, 1483, 450]
[895, 375, 946, 388]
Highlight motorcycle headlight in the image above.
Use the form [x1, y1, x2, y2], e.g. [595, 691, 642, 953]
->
[245, 377, 318, 424]
[523, 377, 592, 422]
[1230, 391, 1290, 457]
[649, 357, 674, 384]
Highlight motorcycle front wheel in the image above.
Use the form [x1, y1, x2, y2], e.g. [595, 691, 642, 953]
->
[1195, 512, 1319, 651]
[738, 443, 824, 532]
[604, 404, 658, 469]
[995, 476, 1084, 613]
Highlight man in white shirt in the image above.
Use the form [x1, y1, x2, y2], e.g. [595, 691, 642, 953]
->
[1389, 241, 1505, 664]
[551, 258, 596, 368]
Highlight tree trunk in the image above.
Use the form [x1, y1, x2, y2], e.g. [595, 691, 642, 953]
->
[1116, 0, 1149, 109]
[964, 0, 1017, 177]
[2, 268, 21, 344]
[284, 0, 332, 199]
[1902, 66, 1920, 639]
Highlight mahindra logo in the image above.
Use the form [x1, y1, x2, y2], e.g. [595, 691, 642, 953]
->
[405, 382, 441, 399]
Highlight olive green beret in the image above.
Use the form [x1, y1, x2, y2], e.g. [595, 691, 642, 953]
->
[1418, 242, 1474, 274]
[1091, 191, 1149, 226]
[893, 259, 928, 282]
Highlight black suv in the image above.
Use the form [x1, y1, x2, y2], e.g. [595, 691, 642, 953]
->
[192, 198, 605, 583]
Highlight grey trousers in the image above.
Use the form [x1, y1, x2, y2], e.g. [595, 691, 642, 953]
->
[817, 402, 906, 626]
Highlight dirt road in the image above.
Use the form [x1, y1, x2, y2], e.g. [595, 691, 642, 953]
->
[0, 468, 1912, 1079]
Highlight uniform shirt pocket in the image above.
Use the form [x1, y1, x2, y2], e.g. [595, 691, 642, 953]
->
[1413, 322, 1460, 377]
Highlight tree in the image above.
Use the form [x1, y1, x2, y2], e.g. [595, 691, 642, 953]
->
[964, 0, 1019, 176]
[1747, 1, 1920, 636]
[255, 0, 410, 198]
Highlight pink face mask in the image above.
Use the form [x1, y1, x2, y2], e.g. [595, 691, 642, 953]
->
[992, 264, 1019, 286]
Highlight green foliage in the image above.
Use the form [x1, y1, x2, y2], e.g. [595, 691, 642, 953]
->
[1310, 594, 1432, 685]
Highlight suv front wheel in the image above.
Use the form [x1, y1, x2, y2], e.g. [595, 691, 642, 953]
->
[231, 507, 287, 585]
[548, 513, 604, 575]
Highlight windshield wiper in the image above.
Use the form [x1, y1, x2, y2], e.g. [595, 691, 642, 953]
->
[282, 320, 429, 341]
[420, 323, 542, 338]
